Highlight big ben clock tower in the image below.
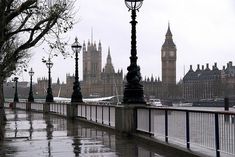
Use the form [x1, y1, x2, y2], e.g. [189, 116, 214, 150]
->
[161, 24, 177, 85]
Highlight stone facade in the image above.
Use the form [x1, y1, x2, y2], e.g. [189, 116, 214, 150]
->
[183, 61, 235, 102]
[80, 41, 123, 97]
[36, 40, 124, 98]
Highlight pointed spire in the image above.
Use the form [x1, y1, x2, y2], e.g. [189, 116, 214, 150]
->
[162, 22, 176, 49]
[108, 47, 111, 55]
[151, 74, 154, 82]
[94, 41, 97, 50]
[98, 40, 102, 51]
[57, 77, 60, 85]
[83, 41, 86, 51]
[88, 39, 90, 46]
[107, 47, 112, 64]
[166, 22, 172, 37]
[104, 47, 114, 73]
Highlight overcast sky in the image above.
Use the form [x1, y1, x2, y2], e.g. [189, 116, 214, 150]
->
[18, 0, 235, 83]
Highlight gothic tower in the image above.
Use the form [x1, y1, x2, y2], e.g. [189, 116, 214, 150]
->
[83, 40, 102, 83]
[101, 47, 123, 97]
[103, 47, 114, 73]
[161, 24, 177, 85]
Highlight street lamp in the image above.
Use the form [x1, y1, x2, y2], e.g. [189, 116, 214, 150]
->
[28, 68, 34, 102]
[13, 77, 19, 102]
[71, 37, 83, 102]
[45, 57, 54, 102]
[123, 0, 145, 104]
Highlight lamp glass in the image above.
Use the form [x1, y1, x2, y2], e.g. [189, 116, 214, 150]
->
[125, 0, 143, 10]
[46, 61, 53, 69]
[71, 38, 82, 53]
[28, 68, 34, 76]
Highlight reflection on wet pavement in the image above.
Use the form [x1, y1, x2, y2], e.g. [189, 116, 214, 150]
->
[0, 109, 164, 157]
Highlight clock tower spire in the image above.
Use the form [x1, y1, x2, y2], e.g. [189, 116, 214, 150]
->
[161, 23, 177, 85]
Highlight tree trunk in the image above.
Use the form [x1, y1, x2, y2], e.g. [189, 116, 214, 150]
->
[0, 80, 6, 140]
[0, 81, 6, 120]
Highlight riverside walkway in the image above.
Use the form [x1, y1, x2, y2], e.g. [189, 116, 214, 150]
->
[1, 102, 235, 157]
[1, 109, 192, 157]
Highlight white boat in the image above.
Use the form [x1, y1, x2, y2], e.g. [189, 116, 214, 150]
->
[54, 96, 116, 103]
[148, 99, 162, 107]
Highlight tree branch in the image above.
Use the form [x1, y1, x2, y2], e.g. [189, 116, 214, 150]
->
[15, 16, 58, 55]
[7, 13, 33, 36]
[6, 0, 37, 24]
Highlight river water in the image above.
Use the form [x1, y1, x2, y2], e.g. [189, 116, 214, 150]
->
[0, 109, 190, 157]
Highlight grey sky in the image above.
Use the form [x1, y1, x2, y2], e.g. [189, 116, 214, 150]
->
[19, 0, 235, 83]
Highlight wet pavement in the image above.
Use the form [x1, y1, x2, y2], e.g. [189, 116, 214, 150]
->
[0, 109, 189, 157]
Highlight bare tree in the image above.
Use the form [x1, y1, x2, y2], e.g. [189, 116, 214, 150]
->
[0, 0, 76, 135]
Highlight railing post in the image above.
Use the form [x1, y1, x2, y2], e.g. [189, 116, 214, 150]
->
[134, 107, 137, 130]
[102, 106, 104, 124]
[186, 111, 190, 149]
[165, 110, 168, 142]
[67, 103, 78, 119]
[26, 102, 31, 111]
[215, 113, 220, 157]
[59, 104, 61, 114]
[108, 106, 111, 126]
[43, 103, 50, 113]
[115, 105, 144, 135]
[85, 104, 87, 119]
[96, 105, 97, 123]
[12, 102, 16, 109]
[81, 104, 83, 117]
[149, 108, 151, 136]
[90, 105, 92, 121]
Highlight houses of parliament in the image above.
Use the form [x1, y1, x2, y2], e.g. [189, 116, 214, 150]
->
[5, 25, 235, 103]
[4, 25, 177, 100]
[37, 25, 177, 99]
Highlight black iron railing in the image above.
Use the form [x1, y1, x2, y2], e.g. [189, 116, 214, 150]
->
[136, 107, 235, 157]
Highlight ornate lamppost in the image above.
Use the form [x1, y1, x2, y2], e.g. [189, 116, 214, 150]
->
[123, 0, 145, 104]
[44, 57, 54, 102]
[13, 77, 19, 102]
[28, 68, 34, 102]
[71, 37, 83, 102]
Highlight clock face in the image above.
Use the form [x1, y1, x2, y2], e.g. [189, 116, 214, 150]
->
[170, 51, 174, 57]
[162, 51, 166, 57]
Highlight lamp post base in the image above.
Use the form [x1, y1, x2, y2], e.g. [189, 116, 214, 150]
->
[28, 92, 34, 102]
[71, 82, 83, 103]
[28, 95, 34, 103]
[123, 83, 145, 104]
[14, 97, 19, 103]
[46, 88, 53, 102]
[71, 93, 83, 103]
[46, 95, 53, 102]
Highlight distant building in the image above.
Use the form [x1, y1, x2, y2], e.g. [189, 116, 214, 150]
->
[161, 24, 177, 86]
[80, 40, 123, 97]
[101, 48, 123, 97]
[143, 24, 179, 101]
[34, 40, 124, 99]
[5, 27, 235, 105]
[183, 61, 235, 102]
